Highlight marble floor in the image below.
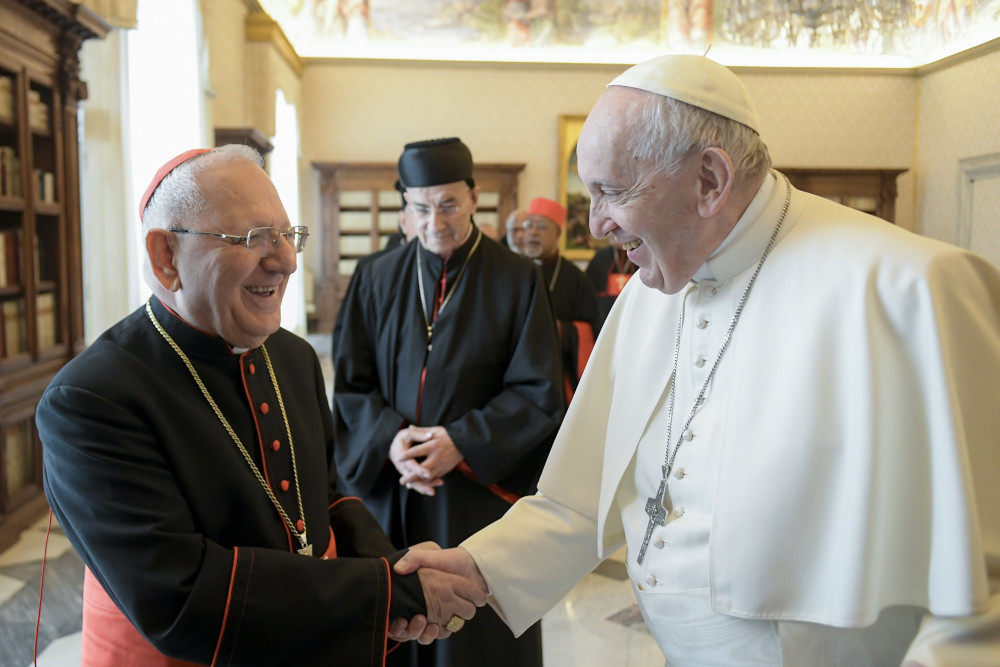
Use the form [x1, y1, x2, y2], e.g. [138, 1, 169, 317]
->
[0, 514, 662, 666]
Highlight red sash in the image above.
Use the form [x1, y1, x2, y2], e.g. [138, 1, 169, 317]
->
[81, 528, 337, 666]
[605, 272, 631, 297]
[564, 320, 596, 403]
[82, 567, 200, 667]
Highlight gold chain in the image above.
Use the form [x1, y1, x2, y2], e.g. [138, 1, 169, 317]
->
[145, 301, 309, 552]
[417, 228, 483, 350]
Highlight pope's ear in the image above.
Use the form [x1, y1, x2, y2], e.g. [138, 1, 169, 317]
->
[696, 147, 735, 218]
[146, 228, 181, 291]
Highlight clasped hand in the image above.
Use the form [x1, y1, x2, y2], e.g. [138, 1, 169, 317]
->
[388, 542, 488, 645]
[388, 426, 463, 496]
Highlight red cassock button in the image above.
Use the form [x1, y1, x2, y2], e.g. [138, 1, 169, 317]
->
[260, 402, 269, 414]
[280, 480, 290, 492]
[271, 440, 281, 452]
[296, 519, 305, 533]
[248, 363, 256, 375]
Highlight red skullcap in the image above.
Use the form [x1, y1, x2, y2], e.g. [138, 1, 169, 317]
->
[139, 148, 212, 221]
[527, 197, 567, 228]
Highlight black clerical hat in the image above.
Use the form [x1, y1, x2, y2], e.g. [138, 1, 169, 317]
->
[397, 137, 474, 189]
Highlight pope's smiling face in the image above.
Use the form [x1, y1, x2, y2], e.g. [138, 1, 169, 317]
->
[406, 181, 479, 257]
[169, 161, 296, 348]
[578, 87, 709, 295]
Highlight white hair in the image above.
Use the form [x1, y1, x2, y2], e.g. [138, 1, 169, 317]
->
[142, 144, 264, 231]
[624, 91, 772, 187]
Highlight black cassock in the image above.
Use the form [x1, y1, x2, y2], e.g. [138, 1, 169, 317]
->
[334, 228, 565, 667]
[38, 297, 425, 665]
[539, 255, 601, 391]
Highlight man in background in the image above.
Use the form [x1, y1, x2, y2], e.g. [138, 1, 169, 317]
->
[334, 137, 564, 667]
[521, 196, 601, 397]
[398, 55, 1000, 665]
[503, 207, 528, 254]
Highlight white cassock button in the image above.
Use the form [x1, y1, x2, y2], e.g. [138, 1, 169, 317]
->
[707, 286, 718, 296]
[674, 467, 685, 479]
[683, 429, 694, 441]
[675, 506, 685, 518]
[694, 356, 706, 368]
[696, 318, 709, 329]
[654, 537, 665, 549]
[646, 574, 657, 587]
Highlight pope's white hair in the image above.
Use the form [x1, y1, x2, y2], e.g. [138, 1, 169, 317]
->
[622, 89, 772, 187]
[142, 144, 264, 232]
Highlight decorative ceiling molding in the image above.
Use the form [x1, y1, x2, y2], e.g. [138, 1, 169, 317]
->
[245, 10, 303, 76]
[77, 0, 136, 29]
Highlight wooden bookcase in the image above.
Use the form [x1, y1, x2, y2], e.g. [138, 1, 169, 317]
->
[0, 0, 107, 552]
[311, 161, 524, 333]
[781, 168, 907, 223]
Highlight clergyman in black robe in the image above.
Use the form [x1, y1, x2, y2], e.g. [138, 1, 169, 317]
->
[522, 196, 602, 397]
[37, 146, 479, 666]
[334, 138, 564, 667]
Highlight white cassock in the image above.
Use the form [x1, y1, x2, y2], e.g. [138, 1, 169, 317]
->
[462, 171, 1000, 666]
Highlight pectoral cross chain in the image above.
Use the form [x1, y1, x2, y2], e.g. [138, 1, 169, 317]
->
[637, 466, 670, 565]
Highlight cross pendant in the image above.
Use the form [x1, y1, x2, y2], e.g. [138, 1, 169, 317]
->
[637, 467, 670, 565]
[297, 532, 312, 556]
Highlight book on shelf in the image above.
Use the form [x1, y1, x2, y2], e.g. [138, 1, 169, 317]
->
[0, 145, 20, 197]
[1, 297, 25, 357]
[33, 169, 56, 203]
[43, 171, 55, 203]
[36, 291, 56, 349]
[0, 228, 20, 288]
[0, 75, 12, 123]
[27, 89, 49, 132]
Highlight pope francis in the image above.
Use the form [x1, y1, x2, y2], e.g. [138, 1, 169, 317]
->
[394, 54, 1000, 666]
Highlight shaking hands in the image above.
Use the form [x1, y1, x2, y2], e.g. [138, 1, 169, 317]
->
[388, 542, 489, 645]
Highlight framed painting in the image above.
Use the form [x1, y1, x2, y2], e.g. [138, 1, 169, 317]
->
[558, 114, 605, 261]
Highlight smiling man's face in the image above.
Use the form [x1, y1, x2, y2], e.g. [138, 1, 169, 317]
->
[169, 161, 296, 348]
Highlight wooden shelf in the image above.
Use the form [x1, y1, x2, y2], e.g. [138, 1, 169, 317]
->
[0, 0, 109, 553]
[780, 168, 907, 223]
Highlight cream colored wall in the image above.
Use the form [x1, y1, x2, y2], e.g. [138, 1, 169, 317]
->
[202, 0, 249, 128]
[742, 70, 917, 231]
[202, 1, 304, 138]
[915, 48, 1000, 247]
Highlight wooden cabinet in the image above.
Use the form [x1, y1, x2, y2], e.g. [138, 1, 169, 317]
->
[781, 168, 906, 223]
[311, 161, 524, 333]
[0, 0, 107, 552]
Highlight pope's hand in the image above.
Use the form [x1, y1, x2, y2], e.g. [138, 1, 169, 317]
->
[405, 543, 487, 639]
[395, 546, 489, 626]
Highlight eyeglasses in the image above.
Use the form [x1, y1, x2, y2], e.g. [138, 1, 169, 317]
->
[410, 202, 463, 217]
[168, 226, 309, 254]
[521, 219, 556, 232]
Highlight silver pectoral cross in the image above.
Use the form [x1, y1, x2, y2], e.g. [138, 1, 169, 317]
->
[637, 466, 671, 565]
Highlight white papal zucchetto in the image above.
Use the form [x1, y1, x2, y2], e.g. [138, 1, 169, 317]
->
[609, 54, 761, 134]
